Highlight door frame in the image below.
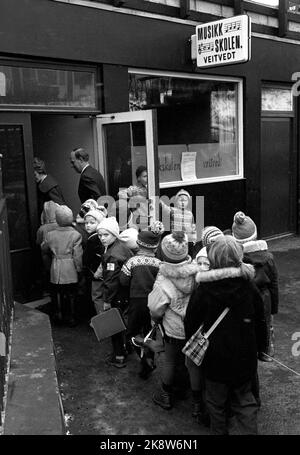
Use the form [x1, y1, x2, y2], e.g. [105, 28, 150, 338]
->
[0, 113, 38, 249]
[96, 109, 160, 223]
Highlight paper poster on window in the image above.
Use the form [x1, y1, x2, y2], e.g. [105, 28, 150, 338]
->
[0, 72, 5, 96]
[188, 143, 237, 178]
[181, 151, 197, 181]
[158, 144, 184, 183]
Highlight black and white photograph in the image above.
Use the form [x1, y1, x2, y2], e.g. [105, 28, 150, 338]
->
[0, 0, 299, 444]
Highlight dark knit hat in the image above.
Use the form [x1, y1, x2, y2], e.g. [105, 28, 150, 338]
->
[232, 211, 257, 244]
[78, 199, 99, 220]
[201, 226, 224, 247]
[161, 231, 188, 263]
[56, 205, 73, 227]
[137, 230, 160, 249]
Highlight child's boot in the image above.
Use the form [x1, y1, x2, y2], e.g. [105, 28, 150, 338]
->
[152, 384, 173, 410]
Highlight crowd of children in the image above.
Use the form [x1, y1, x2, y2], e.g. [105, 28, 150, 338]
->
[36, 193, 279, 435]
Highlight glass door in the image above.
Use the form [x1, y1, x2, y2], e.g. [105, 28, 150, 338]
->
[96, 110, 159, 229]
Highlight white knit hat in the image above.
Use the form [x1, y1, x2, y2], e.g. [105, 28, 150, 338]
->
[119, 228, 139, 250]
[97, 216, 120, 238]
[84, 208, 105, 224]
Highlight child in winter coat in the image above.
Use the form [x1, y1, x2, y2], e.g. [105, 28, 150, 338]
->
[36, 201, 60, 246]
[36, 200, 60, 294]
[95, 217, 133, 368]
[73, 199, 100, 249]
[232, 211, 279, 361]
[184, 235, 267, 435]
[148, 231, 199, 410]
[120, 226, 161, 379]
[82, 208, 106, 318]
[41, 205, 83, 326]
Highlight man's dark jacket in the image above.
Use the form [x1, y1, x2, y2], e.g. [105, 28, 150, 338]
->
[78, 165, 106, 203]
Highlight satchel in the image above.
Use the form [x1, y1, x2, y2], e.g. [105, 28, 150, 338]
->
[182, 307, 230, 366]
[90, 307, 126, 341]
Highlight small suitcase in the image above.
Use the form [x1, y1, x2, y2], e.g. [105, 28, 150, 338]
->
[90, 308, 126, 341]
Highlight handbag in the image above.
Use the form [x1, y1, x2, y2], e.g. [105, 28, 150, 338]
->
[131, 324, 165, 355]
[182, 307, 230, 366]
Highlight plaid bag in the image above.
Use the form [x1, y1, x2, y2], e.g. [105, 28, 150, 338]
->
[182, 325, 209, 366]
[182, 307, 230, 366]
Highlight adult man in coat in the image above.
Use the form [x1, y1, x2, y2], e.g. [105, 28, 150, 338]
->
[70, 147, 106, 203]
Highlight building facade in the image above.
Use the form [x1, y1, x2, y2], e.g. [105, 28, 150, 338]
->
[0, 0, 299, 299]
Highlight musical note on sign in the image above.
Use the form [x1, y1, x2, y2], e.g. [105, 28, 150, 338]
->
[224, 20, 242, 33]
[198, 42, 214, 55]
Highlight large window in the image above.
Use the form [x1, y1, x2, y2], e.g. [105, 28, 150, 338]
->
[0, 63, 97, 110]
[129, 70, 243, 187]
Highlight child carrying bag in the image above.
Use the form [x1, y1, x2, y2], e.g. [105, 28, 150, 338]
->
[132, 324, 165, 355]
[182, 307, 230, 366]
[90, 308, 126, 341]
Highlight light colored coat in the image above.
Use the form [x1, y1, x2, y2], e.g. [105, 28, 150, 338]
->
[42, 226, 82, 284]
[148, 258, 199, 340]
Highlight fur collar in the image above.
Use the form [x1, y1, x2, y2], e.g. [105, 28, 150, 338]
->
[243, 240, 268, 254]
[196, 263, 255, 283]
[159, 258, 199, 279]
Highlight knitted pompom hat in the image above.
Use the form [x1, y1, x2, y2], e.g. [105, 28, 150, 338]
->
[84, 208, 105, 224]
[232, 211, 257, 243]
[97, 216, 120, 238]
[55, 205, 73, 227]
[161, 231, 189, 263]
[201, 226, 224, 247]
[119, 228, 139, 250]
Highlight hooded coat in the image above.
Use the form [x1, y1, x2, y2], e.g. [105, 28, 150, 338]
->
[184, 266, 268, 387]
[36, 201, 60, 246]
[242, 240, 279, 315]
[147, 258, 199, 339]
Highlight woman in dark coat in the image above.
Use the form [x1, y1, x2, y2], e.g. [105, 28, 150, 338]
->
[184, 235, 268, 435]
[33, 157, 65, 220]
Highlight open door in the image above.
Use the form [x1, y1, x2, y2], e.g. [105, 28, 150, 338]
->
[96, 109, 159, 228]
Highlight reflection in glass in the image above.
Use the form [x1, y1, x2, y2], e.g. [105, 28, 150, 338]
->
[0, 65, 96, 108]
[129, 73, 239, 183]
[262, 88, 293, 111]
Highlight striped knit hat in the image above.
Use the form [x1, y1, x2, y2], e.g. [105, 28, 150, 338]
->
[161, 231, 188, 263]
[201, 226, 224, 247]
[232, 211, 257, 244]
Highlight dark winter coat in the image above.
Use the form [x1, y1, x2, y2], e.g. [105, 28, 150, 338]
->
[184, 266, 267, 387]
[242, 240, 279, 315]
[99, 239, 133, 306]
[78, 165, 106, 203]
[82, 232, 105, 278]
